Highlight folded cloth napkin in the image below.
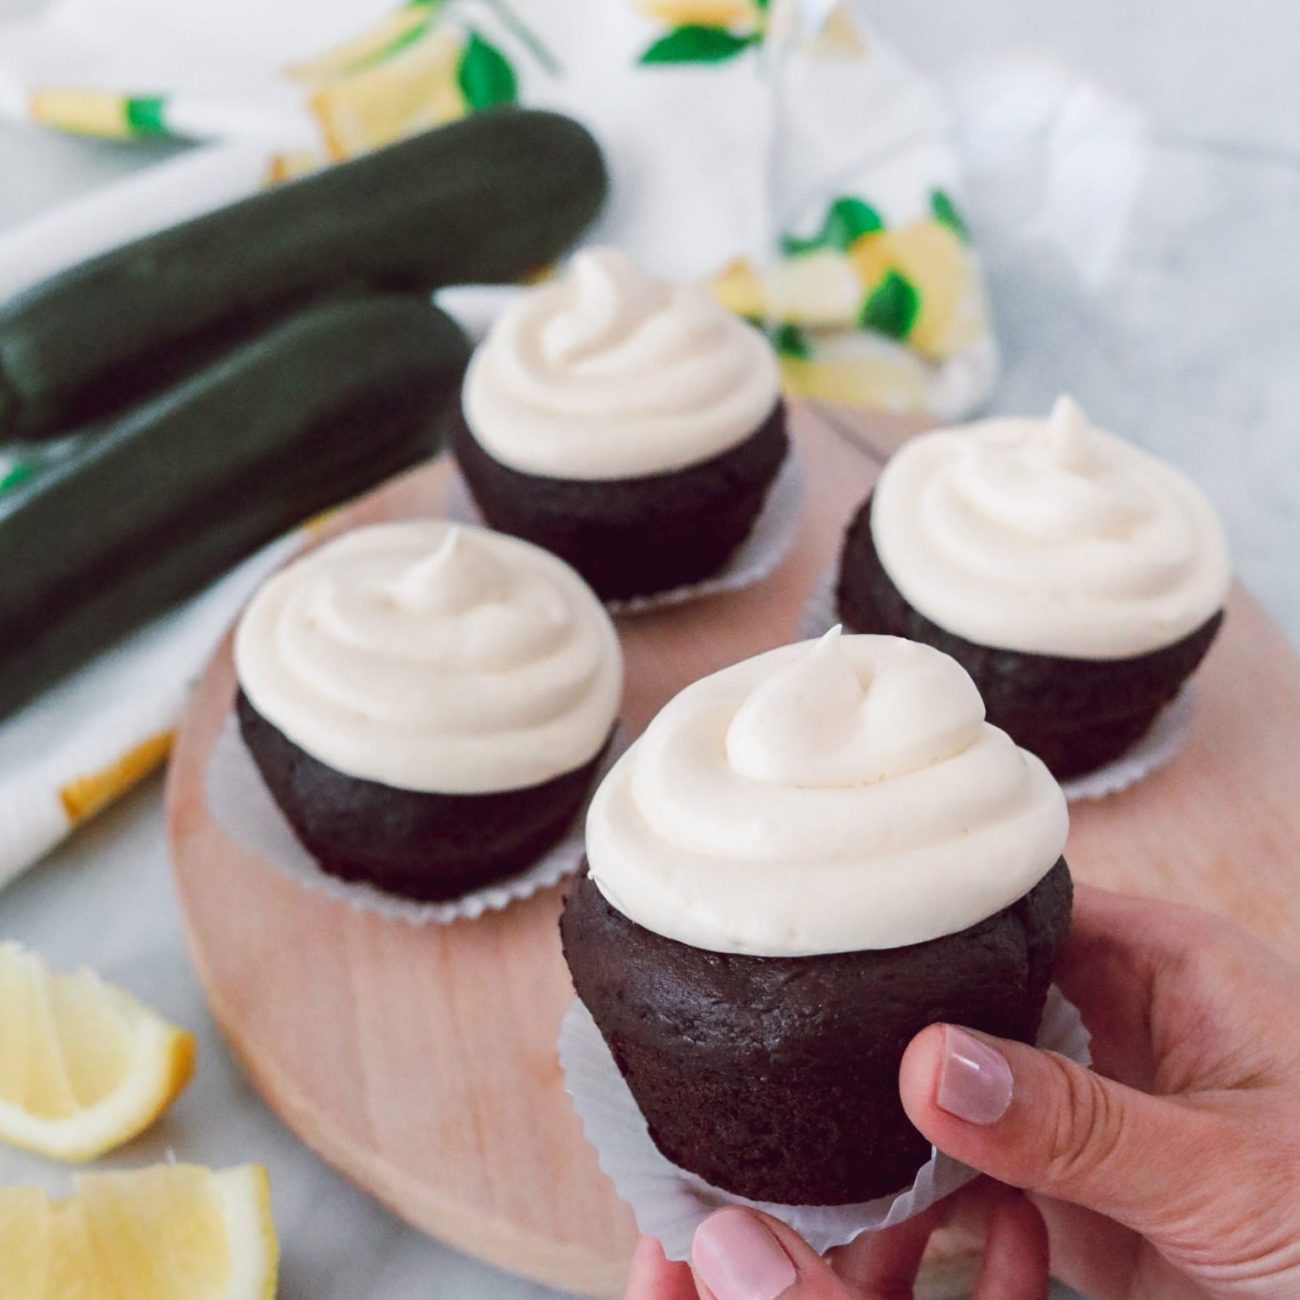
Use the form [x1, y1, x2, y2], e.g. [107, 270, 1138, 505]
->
[0, 0, 998, 886]
[0, 0, 998, 410]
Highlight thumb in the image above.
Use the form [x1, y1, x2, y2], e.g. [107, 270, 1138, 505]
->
[899, 1024, 1216, 1233]
[691, 1208, 853, 1299]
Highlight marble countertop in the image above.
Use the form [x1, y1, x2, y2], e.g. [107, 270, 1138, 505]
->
[1, 3, 1296, 1297]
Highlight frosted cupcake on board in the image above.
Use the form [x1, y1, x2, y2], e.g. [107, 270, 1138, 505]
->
[836, 397, 1231, 778]
[235, 521, 622, 901]
[451, 247, 788, 601]
[562, 629, 1071, 1205]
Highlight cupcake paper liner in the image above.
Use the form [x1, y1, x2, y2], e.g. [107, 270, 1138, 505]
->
[799, 565, 1195, 803]
[558, 985, 1091, 1260]
[445, 451, 805, 616]
[204, 713, 624, 925]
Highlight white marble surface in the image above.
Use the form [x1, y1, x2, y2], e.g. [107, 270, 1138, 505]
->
[1, 3, 1297, 1298]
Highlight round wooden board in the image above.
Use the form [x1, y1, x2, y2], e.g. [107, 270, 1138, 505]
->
[167, 402, 1300, 1297]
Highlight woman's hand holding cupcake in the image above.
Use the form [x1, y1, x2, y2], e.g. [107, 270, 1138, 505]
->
[564, 628, 1072, 1207]
[624, 882, 1300, 1299]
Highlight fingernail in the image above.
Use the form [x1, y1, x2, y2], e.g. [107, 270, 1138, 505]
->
[937, 1026, 1013, 1125]
[692, 1208, 797, 1300]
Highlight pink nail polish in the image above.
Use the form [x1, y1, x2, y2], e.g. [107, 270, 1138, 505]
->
[692, 1208, 797, 1300]
[937, 1026, 1013, 1125]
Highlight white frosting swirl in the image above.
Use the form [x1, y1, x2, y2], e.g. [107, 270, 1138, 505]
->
[235, 522, 622, 794]
[462, 247, 781, 480]
[586, 629, 1067, 956]
[871, 396, 1231, 659]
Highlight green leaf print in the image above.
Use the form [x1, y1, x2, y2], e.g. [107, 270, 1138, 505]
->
[458, 31, 519, 109]
[771, 323, 811, 359]
[0, 460, 35, 493]
[640, 26, 757, 65]
[823, 196, 883, 247]
[124, 97, 170, 138]
[780, 195, 883, 256]
[861, 270, 920, 339]
[931, 188, 969, 241]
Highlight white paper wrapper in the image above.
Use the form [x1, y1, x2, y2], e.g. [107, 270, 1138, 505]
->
[559, 986, 1090, 1260]
[799, 565, 1195, 802]
[444, 452, 805, 616]
[204, 714, 621, 925]
[797, 563, 842, 643]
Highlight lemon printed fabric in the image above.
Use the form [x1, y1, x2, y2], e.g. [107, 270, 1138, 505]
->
[0, 0, 996, 418]
[0, 0, 996, 888]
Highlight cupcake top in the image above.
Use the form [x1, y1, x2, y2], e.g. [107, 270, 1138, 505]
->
[235, 522, 622, 794]
[870, 396, 1231, 659]
[462, 247, 781, 481]
[586, 628, 1067, 956]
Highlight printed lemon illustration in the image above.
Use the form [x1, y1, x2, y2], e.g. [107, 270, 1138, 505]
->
[27, 90, 170, 141]
[711, 251, 860, 328]
[0, 943, 195, 1162]
[310, 27, 467, 158]
[710, 258, 765, 318]
[308, 24, 517, 160]
[779, 333, 931, 412]
[0, 1164, 278, 1300]
[849, 219, 985, 360]
[764, 249, 862, 327]
[287, 3, 437, 84]
[636, 0, 760, 25]
[808, 3, 867, 58]
[636, 0, 765, 63]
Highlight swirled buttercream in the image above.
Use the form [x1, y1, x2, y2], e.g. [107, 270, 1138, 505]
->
[586, 628, 1067, 955]
[235, 522, 622, 793]
[870, 396, 1231, 659]
[462, 247, 781, 479]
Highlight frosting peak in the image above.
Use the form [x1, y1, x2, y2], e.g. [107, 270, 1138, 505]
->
[586, 633, 1067, 956]
[235, 521, 622, 794]
[386, 527, 508, 614]
[1038, 394, 1095, 472]
[463, 247, 781, 481]
[870, 397, 1231, 659]
[725, 627, 981, 788]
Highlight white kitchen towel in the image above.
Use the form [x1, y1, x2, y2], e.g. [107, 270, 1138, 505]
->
[0, 0, 998, 887]
[0, 0, 998, 413]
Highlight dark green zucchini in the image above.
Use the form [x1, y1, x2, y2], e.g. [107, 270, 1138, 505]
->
[0, 108, 605, 440]
[0, 294, 468, 720]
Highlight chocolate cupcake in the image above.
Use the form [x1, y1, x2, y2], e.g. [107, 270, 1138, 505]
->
[452, 247, 789, 601]
[836, 397, 1231, 779]
[234, 521, 622, 901]
[562, 629, 1071, 1204]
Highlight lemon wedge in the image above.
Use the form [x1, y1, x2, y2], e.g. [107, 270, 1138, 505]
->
[0, 943, 196, 1161]
[0, 1187, 50, 1296]
[0, 1164, 277, 1300]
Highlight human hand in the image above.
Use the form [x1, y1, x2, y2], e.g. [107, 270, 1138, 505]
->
[624, 1188, 1049, 1299]
[622, 885, 1300, 1299]
[899, 883, 1300, 1298]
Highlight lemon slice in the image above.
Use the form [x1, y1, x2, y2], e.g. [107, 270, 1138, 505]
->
[0, 1187, 50, 1296]
[0, 943, 196, 1161]
[0, 1164, 277, 1300]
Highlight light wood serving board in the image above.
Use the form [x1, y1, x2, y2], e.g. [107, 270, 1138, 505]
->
[167, 403, 1300, 1297]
